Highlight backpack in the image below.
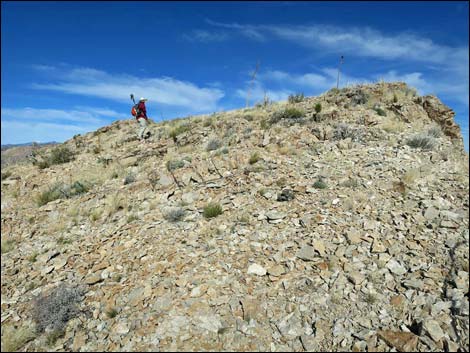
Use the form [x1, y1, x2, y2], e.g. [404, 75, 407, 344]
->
[131, 103, 140, 117]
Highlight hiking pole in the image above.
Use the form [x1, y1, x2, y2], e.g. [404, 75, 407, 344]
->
[130, 93, 136, 104]
[336, 55, 344, 90]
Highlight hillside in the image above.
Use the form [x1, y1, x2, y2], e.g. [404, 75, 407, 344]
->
[1, 82, 468, 352]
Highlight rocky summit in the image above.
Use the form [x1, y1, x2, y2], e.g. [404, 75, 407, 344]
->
[1, 82, 469, 352]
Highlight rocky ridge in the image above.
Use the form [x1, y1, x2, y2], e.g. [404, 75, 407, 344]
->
[1, 82, 469, 352]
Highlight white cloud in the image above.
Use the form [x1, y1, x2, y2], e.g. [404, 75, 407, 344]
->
[1, 120, 100, 144]
[31, 66, 225, 112]
[207, 20, 469, 67]
[0, 106, 123, 145]
[1, 107, 117, 125]
[182, 29, 229, 42]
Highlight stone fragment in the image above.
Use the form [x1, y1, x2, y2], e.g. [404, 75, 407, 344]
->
[423, 320, 445, 342]
[386, 259, 407, 275]
[247, 263, 267, 276]
[377, 330, 418, 352]
[296, 245, 317, 261]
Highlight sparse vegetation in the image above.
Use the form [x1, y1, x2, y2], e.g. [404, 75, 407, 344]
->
[169, 124, 191, 142]
[166, 159, 185, 171]
[206, 139, 222, 151]
[127, 214, 138, 223]
[106, 308, 118, 319]
[124, 173, 136, 185]
[313, 179, 328, 189]
[288, 93, 305, 104]
[373, 107, 387, 117]
[406, 133, 436, 150]
[269, 107, 304, 125]
[314, 103, 322, 113]
[427, 124, 442, 138]
[36, 180, 91, 206]
[249, 152, 260, 165]
[333, 123, 363, 141]
[49, 146, 74, 165]
[164, 208, 186, 222]
[32, 284, 85, 334]
[203, 203, 223, 219]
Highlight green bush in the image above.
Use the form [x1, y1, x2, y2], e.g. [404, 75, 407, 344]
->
[315, 103, 322, 113]
[203, 203, 223, 218]
[269, 107, 304, 125]
[249, 152, 260, 165]
[166, 159, 185, 171]
[37, 181, 91, 206]
[374, 107, 387, 117]
[288, 93, 304, 104]
[313, 179, 328, 189]
[49, 146, 74, 165]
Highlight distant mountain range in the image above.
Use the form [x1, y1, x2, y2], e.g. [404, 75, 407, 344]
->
[1, 141, 58, 151]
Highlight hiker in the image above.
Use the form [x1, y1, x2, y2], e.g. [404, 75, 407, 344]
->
[136, 97, 150, 142]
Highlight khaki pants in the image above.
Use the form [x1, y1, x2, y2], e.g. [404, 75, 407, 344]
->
[137, 118, 148, 139]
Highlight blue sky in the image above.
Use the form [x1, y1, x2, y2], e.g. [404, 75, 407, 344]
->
[1, 1, 469, 150]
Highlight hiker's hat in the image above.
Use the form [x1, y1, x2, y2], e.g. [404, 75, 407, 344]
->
[140, 97, 148, 102]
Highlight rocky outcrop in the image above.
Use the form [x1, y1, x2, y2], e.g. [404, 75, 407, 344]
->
[419, 95, 462, 141]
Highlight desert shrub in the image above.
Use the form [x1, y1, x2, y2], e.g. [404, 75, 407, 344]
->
[164, 208, 186, 222]
[36, 160, 51, 169]
[36, 181, 91, 206]
[36, 183, 64, 206]
[313, 179, 328, 189]
[393, 93, 398, 103]
[166, 159, 185, 172]
[374, 107, 387, 117]
[106, 308, 118, 319]
[249, 152, 260, 165]
[406, 134, 436, 150]
[260, 119, 269, 130]
[315, 103, 322, 113]
[127, 214, 138, 223]
[203, 203, 223, 218]
[49, 146, 74, 165]
[32, 284, 85, 334]
[427, 125, 442, 138]
[333, 123, 362, 141]
[206, 139, 222, 151]
[123, 173, 136, 185]
[341, 178, 360, 188]
[288, 93, 304, 104]
[203, 118, 214, 127]
[69, 181, 90, 195]
[269, 107, 304, 124]
[169, 124, 191, 141]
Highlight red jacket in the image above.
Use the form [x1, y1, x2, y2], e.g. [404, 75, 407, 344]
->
[136, 102, 148, 120]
